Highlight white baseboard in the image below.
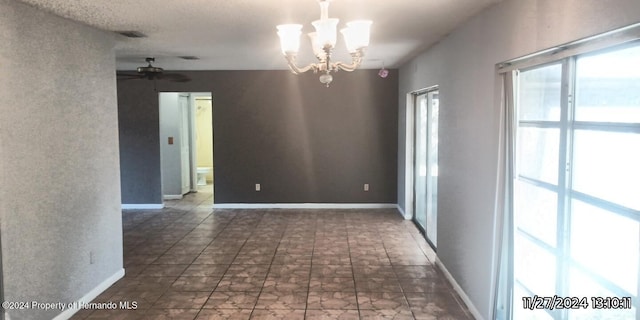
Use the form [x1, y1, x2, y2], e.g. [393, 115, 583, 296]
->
[435, 257, 484, 320]
[213, 203, 398, 209]
[396, 204, 411, 220]
[52, 268, 125, 320]
[163, 195, 183, 200]
[121, 204, 164, 210]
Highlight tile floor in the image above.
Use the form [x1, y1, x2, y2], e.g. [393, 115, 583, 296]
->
[71, 186, 473, 320]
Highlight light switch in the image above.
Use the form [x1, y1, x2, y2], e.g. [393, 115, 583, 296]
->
[168, 137, 174, 145]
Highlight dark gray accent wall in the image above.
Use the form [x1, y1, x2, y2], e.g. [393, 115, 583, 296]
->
[118, 70, 398, 204]
[118, 79, 164, 204]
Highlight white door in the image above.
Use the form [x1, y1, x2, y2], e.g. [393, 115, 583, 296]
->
[179, 94, 191, 195]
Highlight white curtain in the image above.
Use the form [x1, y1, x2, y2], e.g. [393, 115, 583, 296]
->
[492, 70, 516, 320]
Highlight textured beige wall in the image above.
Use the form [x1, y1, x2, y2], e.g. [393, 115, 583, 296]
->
[0, 0, 123, 319]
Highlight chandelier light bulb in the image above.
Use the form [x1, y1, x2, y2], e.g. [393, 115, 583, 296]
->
[276, 24, 302, 54]
[342, 20, 372, 52]
[312, 18, 340, 48]
[308, 32, 327, 60]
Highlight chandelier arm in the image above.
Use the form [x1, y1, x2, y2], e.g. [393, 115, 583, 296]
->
[284, 53, 319, 74]
[332, 50, 364, 72]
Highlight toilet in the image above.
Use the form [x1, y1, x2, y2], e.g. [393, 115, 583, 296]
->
[196, 167, 211, 186]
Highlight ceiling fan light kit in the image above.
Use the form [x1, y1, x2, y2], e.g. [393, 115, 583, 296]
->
[136, 57, 164, 79]
[277, 0, 372, 87]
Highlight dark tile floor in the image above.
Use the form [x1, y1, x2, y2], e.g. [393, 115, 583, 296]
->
[71, 186, 473, 320]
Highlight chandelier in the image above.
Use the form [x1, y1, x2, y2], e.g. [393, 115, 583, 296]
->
[276, 0, 372, 87]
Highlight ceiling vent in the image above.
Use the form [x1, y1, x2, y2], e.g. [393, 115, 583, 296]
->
[116, 31, 147, 38]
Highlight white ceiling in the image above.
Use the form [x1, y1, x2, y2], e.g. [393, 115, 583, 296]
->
[17, 0, 502, 71]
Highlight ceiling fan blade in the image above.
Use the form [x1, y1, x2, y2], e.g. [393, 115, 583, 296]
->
[116, 72, 145, 81]
[162, 73, 191, 82]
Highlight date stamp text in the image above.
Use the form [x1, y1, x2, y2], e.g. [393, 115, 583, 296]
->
[522, 295, 632, 310]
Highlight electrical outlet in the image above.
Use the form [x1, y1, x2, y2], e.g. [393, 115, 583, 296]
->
[364, 183, 370, 191]
[90, 251, 95, 264]
[255, 183, 261, 191]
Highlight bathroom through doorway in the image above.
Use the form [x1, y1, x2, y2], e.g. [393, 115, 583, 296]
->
[158, 92, 214, 204]
[192, 94, 214, 201]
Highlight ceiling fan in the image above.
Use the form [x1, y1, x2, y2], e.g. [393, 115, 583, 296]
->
[116, 57, 190, 83]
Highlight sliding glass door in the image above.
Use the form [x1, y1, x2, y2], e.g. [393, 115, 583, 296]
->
[513, 42, 640, 319]
[513, 61, 564, 320]
[414, 89, 439, 248]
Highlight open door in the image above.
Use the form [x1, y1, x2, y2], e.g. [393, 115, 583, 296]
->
[179, 94, 191, 195]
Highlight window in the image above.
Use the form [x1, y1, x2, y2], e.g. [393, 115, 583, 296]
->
[512, 42, 640, 319]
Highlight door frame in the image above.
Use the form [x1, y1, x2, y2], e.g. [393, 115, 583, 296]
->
[158, 91, 213, 202]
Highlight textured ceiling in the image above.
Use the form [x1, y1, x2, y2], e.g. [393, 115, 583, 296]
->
[17, 0, 502, 71]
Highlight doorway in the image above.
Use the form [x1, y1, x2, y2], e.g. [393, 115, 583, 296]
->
[191, 94, 214, 199]
[412, 88, 439, 249]
[159, 92, 213, 203]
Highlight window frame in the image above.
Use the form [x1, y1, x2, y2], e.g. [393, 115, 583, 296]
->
[508, 40, 640, 320]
